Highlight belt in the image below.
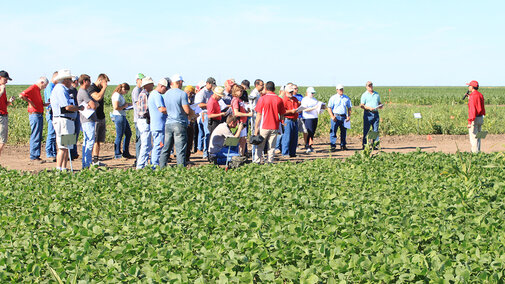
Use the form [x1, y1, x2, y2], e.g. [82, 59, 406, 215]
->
[286, 118, 297, 121]
[0, 113, 6, 117]
[29, 112, 43, 115]
[365, 110, 379, 114]
[55, 116, 76, 121]
[476, 115, 483, 117]
[335, 113, 346, 117]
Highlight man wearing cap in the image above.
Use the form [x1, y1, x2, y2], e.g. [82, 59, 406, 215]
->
[88, 73, 110, 166]
[147, 79, 168, 167]
[328, 84, 352, 151]
[194, 77, 215, 158]
[45, 71, 58, 161]
[159, 74, 191, 167]
[76, 74, 98, 169]
[136, 77, 154, 169]
[0, 70, 15, 159]
[51, 69, 84, 170]
[18, 77, 49, 162]
[466, 80, 486, 153]
[360, 81, 382, 148]
[131, 73, 145, 161]
[206, 86, 227, 137]
[253, 81, 286, 164]
[281, 85, 301, 157]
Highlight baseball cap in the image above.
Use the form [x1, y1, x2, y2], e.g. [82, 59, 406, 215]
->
[0, 70, 12, 81]
[336, 84, 344, 90]
[141, 76, 154, 87]
[225, 79, 236, 86]
[285, 85, 295, 93]
[307, 87, 316, 94]
[72, 75, 79, 82]
[136, 73, 145, 80]
[170, 74, 184, 82]
[214, 86, 224, 97]
[206, 77, 216, 85]
[184, 85, 196, 93]
[158, 78, 169, 87]
[366, 81, 373, 86]
[466, 80, 479, 88]
[241, 80, 250, 89]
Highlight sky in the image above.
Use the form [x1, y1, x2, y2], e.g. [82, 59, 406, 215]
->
[2, 0, 504, 86]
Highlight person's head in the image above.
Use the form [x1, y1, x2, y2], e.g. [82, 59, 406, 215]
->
[466, 80, 479, 91]
[231, 84, 244, 98]
[224, 79, 236, 93]
[206, 77, 216, 91]
[96, 73, 110, 88]
[226, 115, 239, 128]
[306, 87, 316, 98]
[78, 74, 91, 89]
[254, 79, 264, 92]
[156, 78, 169, 94]
[292, 84, 299, 94]
[71, 76, 79, 88]
[113, 83, 131, 95]
[55, 69, 74, 88]
[141, 77, 155, 92]
[241, 79, 250, 90]
[285, 85, 295, 98]
[366, 81, 373, 92]
[170, 74, 184, 89]
[213, 86, 224, 100]
[36, 77, 49, 89]
[184, 85, 196, 97]
[265, 81, 275, 92]
[0, 70, 12, 85]
[51, 71, 58, 83]
[136, 73, 145, 88]
[336, 84, 344, 95]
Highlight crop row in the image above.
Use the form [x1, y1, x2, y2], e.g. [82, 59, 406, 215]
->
[1, 151, 505, 282]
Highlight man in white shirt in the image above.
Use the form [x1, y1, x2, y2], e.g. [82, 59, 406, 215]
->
[208, 115, 243, 165]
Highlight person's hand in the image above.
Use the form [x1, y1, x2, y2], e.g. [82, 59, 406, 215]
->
[43, 102, 50, 107]
[467, 124, 471, 129]
[8, 96, 15, 103]
[345, 117, 350, 122]
[79, 105, 85, 111]
[101, 80, 108, 89]
[332, 116, 337, 122]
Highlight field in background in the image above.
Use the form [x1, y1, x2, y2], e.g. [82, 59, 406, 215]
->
[4, 85, 505, 144]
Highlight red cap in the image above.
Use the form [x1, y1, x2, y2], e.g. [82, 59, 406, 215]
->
[466, 80, 479, 88]
[225, 79, 236, 87]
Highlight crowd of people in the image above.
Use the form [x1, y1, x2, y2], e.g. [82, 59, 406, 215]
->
[0, 69, 487, 170]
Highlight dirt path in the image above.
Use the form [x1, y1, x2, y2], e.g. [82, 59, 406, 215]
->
[1, 134, 504, 172]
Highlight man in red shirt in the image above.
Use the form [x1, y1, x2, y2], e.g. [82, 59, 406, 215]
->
[466, 80, 486, 153]
[19, 77, 50, 162]
[206, 86, 226, 136]
[281, 85, 301, 157]
[253, 81, 286, 164]
[0, 70, 15, 160]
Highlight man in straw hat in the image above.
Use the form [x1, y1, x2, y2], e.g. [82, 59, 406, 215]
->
[136, 76, 155, 169]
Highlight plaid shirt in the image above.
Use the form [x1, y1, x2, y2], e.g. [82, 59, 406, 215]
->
[137, 89, 149, 118]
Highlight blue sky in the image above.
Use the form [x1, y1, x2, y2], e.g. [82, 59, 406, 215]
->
[2, 0, 504, 86]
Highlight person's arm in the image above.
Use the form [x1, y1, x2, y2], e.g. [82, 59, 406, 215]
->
[18, 93, 35, 106]
[254, 112, 262, 135]
[233, 123, 244, 138]
[327, 107, 337, 122]
[65, 104, 84, 112]
[346, 108, 352, 122]
[208, 112, 225, 119]
[91, 81, 108, 101]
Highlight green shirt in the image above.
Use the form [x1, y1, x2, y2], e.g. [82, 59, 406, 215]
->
[360, 91, 381, 109]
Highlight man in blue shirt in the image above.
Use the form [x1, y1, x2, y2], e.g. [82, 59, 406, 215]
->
[44, 71, 58, 161]
[360, 81, 383, 148]
[147, 79, 168, 168]
[327, 84, 352, 151]
[50, 69, 84, 170]
[159, 74, 191, 167]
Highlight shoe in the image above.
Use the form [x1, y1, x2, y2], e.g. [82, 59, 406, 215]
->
[31, 158, 46, 164]
[341, 145, 348, 151]
[71, 154, 79, 160]
[92, 161, 107, 167]
[122, 153, 135, 159]
[114, 154, 123, 159]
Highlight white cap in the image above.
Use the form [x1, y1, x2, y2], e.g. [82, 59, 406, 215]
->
[280, 85, 285, 91]
[306, 87, 316, 94]
[158, 78, 169, 87]
[285, 85, 295, 93]
[170, 74, 184, 82]
[141, 76, 154, 87]
[336, 84, 344, 90]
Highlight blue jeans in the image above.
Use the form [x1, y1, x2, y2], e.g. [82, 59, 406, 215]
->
[330, 116, 347, 147]
[29, 113, 44, 160]
[136, 119, 152, 169]
[151, 130, 165, 167]
[363, 111, 380, 145]
[281, 119, 298, 157]
[275, 122, 283, 151]
[160, 122, 187, 167]
[134, 122, 140, 160]
[45, 112, 56, 158]
[81, 121, 95, 168]
[113, 115, 132, 157]
[70, 115, 80, 158]
[197, 115, 210, 157]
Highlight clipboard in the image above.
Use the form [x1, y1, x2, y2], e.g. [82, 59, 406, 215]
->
[223, 137, 240, 147]
[476, 131, 488, 139]
[367, 131, 379, 140]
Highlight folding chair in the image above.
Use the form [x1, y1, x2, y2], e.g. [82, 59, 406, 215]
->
[60, 133, 77, 173]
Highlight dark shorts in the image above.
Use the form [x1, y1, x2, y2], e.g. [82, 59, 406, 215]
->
[94, 118, 106, 143]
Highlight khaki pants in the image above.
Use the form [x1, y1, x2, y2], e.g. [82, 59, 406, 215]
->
[469, 116, 484, 153]
[253, 129, 278, 164]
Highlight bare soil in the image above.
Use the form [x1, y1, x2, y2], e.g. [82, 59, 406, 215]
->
[1, 134, 504, 172]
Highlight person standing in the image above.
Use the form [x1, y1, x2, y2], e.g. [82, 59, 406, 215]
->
[88, 73, 110, 166]
[231, 84, 252, 156]
[50, 69, 84, 171]
[68, 76, 80, 159]
[223, 79, 235, 105]
[194, 77, 215, 158]
[18, 77, 49, 162]
[240, 80, 250, 103]
[184, 85, 198, 159]
[293, 84, 309, 150]
[131, 73, 145, 161]
[253, 81, 286, 164]
[45, 71, 58, 161]
[136, 77, 154, 169]
[206, 86, 226, 136]
[281, 85, 300, 157]
[248, 79, 264, 158]
[76, 74, 98, 168]
[466, 80, 486, 153]
[148, 79, 168, 167]
[0, 70, 15, 159]
[300, 87, 321, 153]
[111, 83, 133, 159]
[328, 84, 352, 151]
[360, 81, 382, 148]
[159, 74, 191, 167]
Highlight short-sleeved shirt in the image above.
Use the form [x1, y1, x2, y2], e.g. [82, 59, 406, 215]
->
[301, 97, 320, 119]
[255, 92, 286, 130]
[87, 83, 105, 119]
[209, 122, 234, 156]
[231, 97, 247, 123]
[111, 92, 127, 116]
[131, 86, 142, 122]
[194, 88, 213, 105]
[51, 83, 77, 119]
[44, 82, 55, 108]
[360, 91, 381, 109]
[248, 88, 261, 111]
[294, 93, 304, 118]
[283, 96, 300, 120]
[164, 88, 189, 125]
[148, 90, 167, 132]
[137, 89, 149, 119]
[222, 92, 232, 106]
[20, 84, 44, 113]
[0, 87, 7, 115]
[207, 96, 222, 122]
[77, 88, 97, 123]
[328, 94, 352, 116]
